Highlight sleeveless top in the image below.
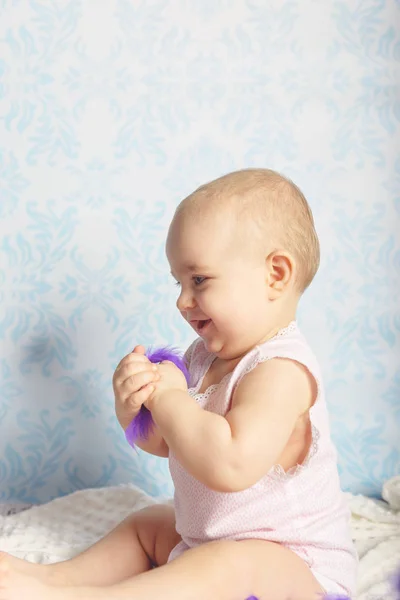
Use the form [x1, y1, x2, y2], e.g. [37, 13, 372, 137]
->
[168, 322, 358, 595]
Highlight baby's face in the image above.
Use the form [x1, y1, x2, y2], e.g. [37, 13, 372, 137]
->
[166, 213, 273, 360]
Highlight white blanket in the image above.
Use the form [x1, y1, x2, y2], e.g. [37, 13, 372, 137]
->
[0, 478, 399, 599]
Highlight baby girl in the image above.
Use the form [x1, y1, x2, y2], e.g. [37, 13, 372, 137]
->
[0, 169, 357, 600]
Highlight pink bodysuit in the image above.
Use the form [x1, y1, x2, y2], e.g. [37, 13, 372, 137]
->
[167, 322, 358, 596]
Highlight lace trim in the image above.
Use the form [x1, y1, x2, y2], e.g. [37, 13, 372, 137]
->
[189, 372, 232, 401]
[270, 320, 298, 339]
[267, 423, 320, 481]
[189, 384, 219, 401]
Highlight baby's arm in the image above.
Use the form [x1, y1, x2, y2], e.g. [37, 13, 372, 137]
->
[222, 358, 316, 490]
[148, 358, 315, 491]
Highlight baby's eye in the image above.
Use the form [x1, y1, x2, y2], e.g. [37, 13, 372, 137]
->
[174, 280, 181, 287]
[193, 276, 207, 286]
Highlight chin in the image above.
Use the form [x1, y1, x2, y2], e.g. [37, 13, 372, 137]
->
[204, 339, 235, 360]
[216, 339, 257, 361]
[202, 336, 223, 356]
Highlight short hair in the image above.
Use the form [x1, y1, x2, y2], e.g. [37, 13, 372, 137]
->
[176, 168, 320, 292]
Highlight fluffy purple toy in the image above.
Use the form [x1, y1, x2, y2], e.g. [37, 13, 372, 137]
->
[392, 567, 400, 600]
[125, 346, 190, 447]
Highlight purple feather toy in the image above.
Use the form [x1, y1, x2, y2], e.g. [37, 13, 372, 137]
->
[392, 567, 400, 600]
[125, 346, 190, 447]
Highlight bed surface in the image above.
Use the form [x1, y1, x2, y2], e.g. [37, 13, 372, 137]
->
[1, 477, 399, 599]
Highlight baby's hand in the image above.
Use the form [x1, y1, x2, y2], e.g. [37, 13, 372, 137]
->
[145, 360, 188, 410]
[113, 345, 160, 429]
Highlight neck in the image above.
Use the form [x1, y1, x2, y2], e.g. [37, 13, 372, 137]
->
[257, 294, 298, 344]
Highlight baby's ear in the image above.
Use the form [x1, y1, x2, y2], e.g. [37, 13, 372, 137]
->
[266, 250, 295, 299]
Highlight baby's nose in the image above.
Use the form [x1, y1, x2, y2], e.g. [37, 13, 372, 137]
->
[176, 289, 196, 312]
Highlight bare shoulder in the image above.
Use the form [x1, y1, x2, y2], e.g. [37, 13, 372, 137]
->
[232, 357, 317, 415]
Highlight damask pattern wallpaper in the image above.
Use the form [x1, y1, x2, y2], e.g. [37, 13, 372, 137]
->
[0, 0, 399, 503]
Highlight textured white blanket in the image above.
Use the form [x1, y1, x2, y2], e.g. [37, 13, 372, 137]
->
[0, 478, 399, 599]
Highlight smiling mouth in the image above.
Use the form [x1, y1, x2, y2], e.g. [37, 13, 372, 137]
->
[191, 319, 212, 333]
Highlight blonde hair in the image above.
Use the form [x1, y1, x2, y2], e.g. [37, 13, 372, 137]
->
[176, 168, 320, 292]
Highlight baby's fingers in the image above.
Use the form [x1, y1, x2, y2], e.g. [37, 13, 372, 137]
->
[115, 352, 150, 374]
[126, 384, 155, 412]
[114, 360, 156, 387]
[120, 368, 159, 397]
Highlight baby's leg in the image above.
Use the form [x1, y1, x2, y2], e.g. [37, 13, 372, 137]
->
[0, 503, 180, 587]
[0, 537, 325, 600]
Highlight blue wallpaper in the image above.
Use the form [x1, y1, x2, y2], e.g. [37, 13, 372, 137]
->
[0, 0, 399, 503]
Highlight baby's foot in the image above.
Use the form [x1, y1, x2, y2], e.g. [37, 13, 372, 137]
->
[0, 552, 50, 600]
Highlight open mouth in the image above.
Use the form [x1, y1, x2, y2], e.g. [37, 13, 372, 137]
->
[191, 319, 212, 333]
[198, 319, 211, 331]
